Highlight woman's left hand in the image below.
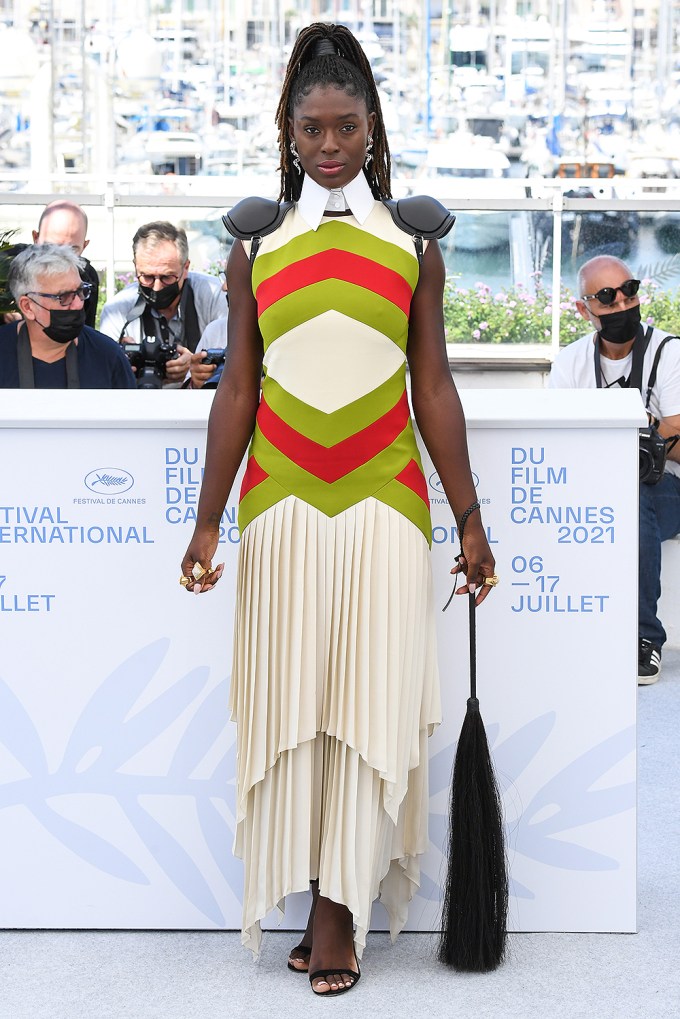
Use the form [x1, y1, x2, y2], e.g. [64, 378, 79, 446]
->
[450, 530, 497, 606]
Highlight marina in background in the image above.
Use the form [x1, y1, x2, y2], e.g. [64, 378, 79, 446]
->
[1, 1, 680, 298]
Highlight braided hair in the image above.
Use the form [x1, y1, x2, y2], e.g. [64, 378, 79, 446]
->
[275, 22, 391, 202]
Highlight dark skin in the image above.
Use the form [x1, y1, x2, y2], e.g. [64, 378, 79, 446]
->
[181, 84, 495, 994]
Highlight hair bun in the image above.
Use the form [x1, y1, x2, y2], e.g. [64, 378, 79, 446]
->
[312, 38, 338, 58]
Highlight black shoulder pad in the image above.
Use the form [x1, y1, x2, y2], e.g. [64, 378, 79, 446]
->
[382, 196, 455, 239]
[222, 197, 294, 240]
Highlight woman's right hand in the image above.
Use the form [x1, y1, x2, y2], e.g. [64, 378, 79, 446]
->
[180, 528, 224, 594]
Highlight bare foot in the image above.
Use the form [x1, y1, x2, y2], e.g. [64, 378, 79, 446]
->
[308, 895, 359, 994]
[288, 880, 318, 972]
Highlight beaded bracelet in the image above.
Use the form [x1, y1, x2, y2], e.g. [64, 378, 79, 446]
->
[457, 500, 480, 542]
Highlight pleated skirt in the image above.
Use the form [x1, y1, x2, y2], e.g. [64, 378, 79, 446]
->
[229, 495, 441, 957]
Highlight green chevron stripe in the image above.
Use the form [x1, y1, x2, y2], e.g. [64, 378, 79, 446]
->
[250, 422, 420, 516]
[259, 279, 408, 349]
[237, 462, 432, 541]
[252, 219, 418, 293]
[374, 479, 432, 547]
[238, 474, 289, 533]
[263, 367, 406, 445]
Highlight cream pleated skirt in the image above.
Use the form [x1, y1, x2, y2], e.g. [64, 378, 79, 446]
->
[229, 495, 441, 957]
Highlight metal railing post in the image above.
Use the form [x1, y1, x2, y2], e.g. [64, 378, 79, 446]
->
[105, 182, 116, 302]
[551, 189, 564, 360]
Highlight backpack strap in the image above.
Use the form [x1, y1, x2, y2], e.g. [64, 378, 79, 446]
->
[222, 197, 295, 265]
[381, 195, 456, 264]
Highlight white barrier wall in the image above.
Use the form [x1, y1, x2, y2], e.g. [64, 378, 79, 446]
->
[0, 389, 643, 934]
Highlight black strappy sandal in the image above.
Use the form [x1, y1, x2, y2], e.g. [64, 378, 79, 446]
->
[309, 959, 361, 996]
[287, 943, 312, 972]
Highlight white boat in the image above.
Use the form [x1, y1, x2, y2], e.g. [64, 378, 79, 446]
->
[415, 140, 520, 251]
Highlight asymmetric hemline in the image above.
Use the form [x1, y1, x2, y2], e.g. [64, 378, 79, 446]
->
[230, 496, 441, 957]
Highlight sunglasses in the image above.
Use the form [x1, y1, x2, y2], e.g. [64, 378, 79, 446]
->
[581, 279, 640, 306]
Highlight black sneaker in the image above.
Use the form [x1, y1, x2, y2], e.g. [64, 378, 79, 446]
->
[638, 639, 661, 685]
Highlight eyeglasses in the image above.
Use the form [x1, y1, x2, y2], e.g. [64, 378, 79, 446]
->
[26, 283, 93, 307]
[581, 279, 640, 306]
[136, 272, 181, 287]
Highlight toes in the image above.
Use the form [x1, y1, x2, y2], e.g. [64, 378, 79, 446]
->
[312, 972, 354, 993]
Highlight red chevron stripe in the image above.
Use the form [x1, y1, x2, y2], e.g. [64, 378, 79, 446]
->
[240, 455, 269, 499]
[257, 390, 410, 483]
[395, 458, 430, 508]
[256, 249, 412, 317]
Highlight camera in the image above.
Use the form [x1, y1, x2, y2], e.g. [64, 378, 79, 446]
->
[122, 335, 178, 390]
[201, 347, 226, 390]
[639, 426, 668, 485]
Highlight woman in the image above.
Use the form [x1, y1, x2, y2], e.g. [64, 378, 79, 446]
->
[181, 22, 496, 997]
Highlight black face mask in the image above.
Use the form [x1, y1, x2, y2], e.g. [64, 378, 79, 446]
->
[139, 281, 181, 310]
[598, 304, 641, 345]
[43, 307, 86, 344]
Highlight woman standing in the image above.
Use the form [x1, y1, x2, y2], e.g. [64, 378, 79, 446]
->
[181, 22, 496, 997]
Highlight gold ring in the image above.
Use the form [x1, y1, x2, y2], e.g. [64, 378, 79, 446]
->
[192, 562, 206, 581]
[179, 575, 191, 587]
[483, 574, 500, 587]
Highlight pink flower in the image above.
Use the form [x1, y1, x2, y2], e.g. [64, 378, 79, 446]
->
[472, 329, 481, 339]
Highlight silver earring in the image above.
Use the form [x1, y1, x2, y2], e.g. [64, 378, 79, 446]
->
[364, 137, 373, 168]
[290, 139, 301, 173]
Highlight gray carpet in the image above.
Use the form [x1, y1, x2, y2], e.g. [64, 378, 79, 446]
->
[2, 650, 678, 1019]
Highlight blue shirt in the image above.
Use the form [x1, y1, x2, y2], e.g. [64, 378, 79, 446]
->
[0, 323, 136, 389]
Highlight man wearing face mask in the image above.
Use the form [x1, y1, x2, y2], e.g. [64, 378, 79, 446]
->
[0, 244, 135, 389]
[549, 254, 680, 685]
[99, 221, 225, 389]
[33, 200, 100, 328]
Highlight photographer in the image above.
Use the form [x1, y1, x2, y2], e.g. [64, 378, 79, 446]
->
[99, 222, 224, 389]
[185, 271, 228, 390]
[549, 255, 680, 685]
[0, 244, 134, 389]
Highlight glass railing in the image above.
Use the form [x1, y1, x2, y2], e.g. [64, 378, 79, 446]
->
[3, 173, 680, 361]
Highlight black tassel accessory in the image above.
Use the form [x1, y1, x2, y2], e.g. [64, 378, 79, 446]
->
[438, 546, 508, 970]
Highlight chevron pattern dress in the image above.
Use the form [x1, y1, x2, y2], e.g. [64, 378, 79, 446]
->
[230, 203, 442, 957]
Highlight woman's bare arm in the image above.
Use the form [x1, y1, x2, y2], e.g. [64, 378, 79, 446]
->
[180, 239, 264, 590]
[406, 239, 495, 602]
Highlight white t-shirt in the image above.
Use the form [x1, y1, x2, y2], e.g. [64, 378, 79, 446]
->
[549, 326, 680, 478]
[195, 316, 227, 352]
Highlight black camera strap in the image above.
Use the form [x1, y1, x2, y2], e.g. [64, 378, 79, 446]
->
[117, 282, 201, 352]
[640, 334, 680, 410]
[593, 324, 650, 391]
[117, 294, 147, 342]
[594, 325, 680, 409]
[17, 323, 79, 389]
[177, 280, 201, 352]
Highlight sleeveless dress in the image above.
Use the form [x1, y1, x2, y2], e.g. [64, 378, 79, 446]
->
[229, 202, 442, 957]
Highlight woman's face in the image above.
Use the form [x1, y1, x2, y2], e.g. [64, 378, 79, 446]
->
[288, 85, 376, 190]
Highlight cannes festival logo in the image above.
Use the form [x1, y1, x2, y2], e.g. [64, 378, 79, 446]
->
[84, 468, 134, 494]
[429, 470, 479, 494]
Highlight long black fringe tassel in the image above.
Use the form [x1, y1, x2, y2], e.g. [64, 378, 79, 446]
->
[438, 589, 508, 971]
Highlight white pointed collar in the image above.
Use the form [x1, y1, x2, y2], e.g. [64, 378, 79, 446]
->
[297, 171, 375, 231]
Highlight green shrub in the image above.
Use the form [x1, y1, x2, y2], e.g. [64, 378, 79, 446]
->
[443, 273, 680, 345]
